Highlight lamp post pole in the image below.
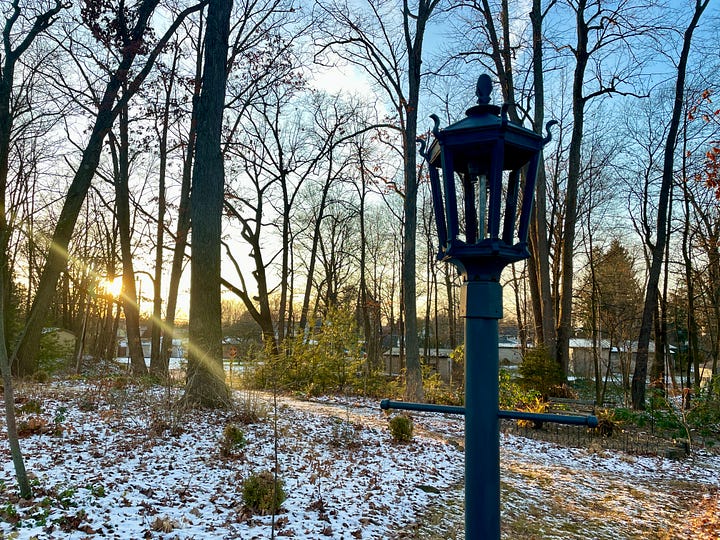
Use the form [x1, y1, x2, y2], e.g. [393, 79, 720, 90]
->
[380, 74, 595, 539]
[463, 280, 502, 537]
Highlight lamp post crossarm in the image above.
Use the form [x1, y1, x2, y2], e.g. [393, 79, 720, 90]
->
[380, 399, 599, 428]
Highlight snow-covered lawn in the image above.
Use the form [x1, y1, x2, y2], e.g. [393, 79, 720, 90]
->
[1, 380, 719, 539]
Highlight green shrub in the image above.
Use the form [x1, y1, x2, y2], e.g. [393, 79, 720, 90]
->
[449, 345, 465, 386]
[330, 418, 361, 449]
[546, 383, 578, 399]
[614, 407, 649, 427]
[38, 330, 74, 374]
[19, 399, 43, 415]
[593, 409, 618, 437]
[244, 307, 387, 397]
[517, 397, 548, 429]
[220, 424, 246, 457]
[647, 391, 684, 435]
[234, 390, 269, 424]
[388, 414, 413, 443]
[686, 398, 720, 436]
[499, 369, 540, 410]
[518, 348, 565, 397]
[423, 371, 463, 406]
[242, 471, 286, 515]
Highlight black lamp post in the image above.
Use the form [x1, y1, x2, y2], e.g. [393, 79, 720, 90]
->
[381, 74, 596, 538]
[424, 72, 550, 539]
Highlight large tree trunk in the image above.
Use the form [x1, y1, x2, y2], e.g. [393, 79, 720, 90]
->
[402, 102, 423, 402]
[184, 0, 233, 408]
[402, 0, 435, 402]
[632, 0, 709, 409]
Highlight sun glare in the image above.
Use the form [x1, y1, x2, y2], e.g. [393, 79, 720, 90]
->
[100, 276, 123, 297]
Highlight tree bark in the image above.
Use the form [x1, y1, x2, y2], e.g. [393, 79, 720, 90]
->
[150, 51, 179, 374]
[184, 0, 233, 407]
[557, 0, 590, 375]
[111, 104, 147, 376]
[529, 0, 555, 356]
[157, 22, 204, 375]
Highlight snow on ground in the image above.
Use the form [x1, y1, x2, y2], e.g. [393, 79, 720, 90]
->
[1, 380, 719, 539]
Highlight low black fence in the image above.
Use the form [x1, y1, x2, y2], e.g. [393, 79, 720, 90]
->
[500, 418, 677, 457]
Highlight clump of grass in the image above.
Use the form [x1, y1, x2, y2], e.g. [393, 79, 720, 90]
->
[234, 389, 268, 424]
[517, 397, 548, 429]
[388, 415, 414, 443]
[19, 399, 43, 415]
[242, 471, 286, 515]
[330, 417, 362, 449]
[32, 370, 51, 383]
[220, 423, 246, 457]
[593, 409, 618, 437]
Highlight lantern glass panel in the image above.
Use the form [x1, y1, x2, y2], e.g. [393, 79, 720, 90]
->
[454, 168, 527, 246]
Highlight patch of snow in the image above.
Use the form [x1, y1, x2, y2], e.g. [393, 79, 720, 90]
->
[1, 383, 718, 539]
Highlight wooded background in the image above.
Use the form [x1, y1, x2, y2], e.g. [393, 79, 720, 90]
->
[0, 0, 718, 408]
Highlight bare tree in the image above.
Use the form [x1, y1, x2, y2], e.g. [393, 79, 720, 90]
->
[157, 13, 204, 377]
[314, 0, 442, 401]
[223, 88, 348, 353]
[632, 0, 710, 409]
[108, 98, 147, 375]
[451, 0, 558, 355]
[555, 0, 657, 374]
[12, 0, 207, 376]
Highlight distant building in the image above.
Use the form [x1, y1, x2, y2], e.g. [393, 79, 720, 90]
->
[498, 338, 523, 367]
[384, 347, 459, 383]
[568, 338, 675, 379]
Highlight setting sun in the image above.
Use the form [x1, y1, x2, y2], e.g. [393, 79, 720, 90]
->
[99, 276, 123, 297]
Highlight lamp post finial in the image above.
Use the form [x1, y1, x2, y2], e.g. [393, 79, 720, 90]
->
[476, 74, 493, 105]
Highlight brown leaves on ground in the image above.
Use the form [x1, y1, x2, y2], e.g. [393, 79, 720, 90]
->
[683, 488, 720, 539]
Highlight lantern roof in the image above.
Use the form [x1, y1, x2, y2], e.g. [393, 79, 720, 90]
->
[427, 74, 544, 172]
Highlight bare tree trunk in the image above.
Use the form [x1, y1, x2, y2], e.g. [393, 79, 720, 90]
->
[680, 126, 700, 395]
[444, 267, 457, 349]
[111, 103, 147, 376]
[298, 169, 333, 334]
[184, 0, 233, 407]
[357, 160, 380, 370]
[556, 0, 591, 376]
[150, 49, 179, 373]
[0, 281, 31, 499]
[632, 0, 709, 409]
[651, 206, 673, 387]
[529, 165, 556, 357]
[403, 30, 425, 401]
[157, 18, 204, 375]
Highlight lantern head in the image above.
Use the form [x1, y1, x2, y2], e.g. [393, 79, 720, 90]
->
[420, 74, 555, 281]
